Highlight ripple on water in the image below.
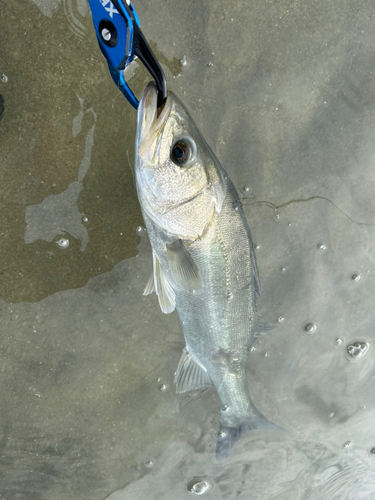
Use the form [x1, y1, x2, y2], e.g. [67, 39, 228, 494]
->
[309, 462, 375, 500]
[62, 0, 90, 39]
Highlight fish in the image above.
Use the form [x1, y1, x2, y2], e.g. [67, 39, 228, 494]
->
[135, 82, 281, 461]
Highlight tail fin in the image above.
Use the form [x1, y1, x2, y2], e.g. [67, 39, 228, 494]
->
[215, 412, 283, 462]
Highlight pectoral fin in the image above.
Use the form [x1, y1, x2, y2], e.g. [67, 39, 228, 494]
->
[143, 272, 155, 296]
[174, 348, 213, 394]
[153, 251, 176, 314]
[166, 240, 202, 291]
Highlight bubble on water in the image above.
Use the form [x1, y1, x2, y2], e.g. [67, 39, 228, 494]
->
[275, 212, 281, 220]
[288, 222, 292, 226]
[329, 412, 335, 418]
[343, 441, 352, 449]
[317, 243, 327, 251]
[145, 460, 154, 467]
[336, 338, 343, 345]
[56, 237, 69, 249]
[206, 61, 214, 68]
[219, 430, 226, 438]
[305, 323, 317, 334]
[180, 55, 188, 67]
[187, 479, 211, 495]
[190, 481, 209, 495]
[226, 292, 233, 301]
[351, 273, 362, 282]
[242, 185, 254, 198]
[136, 225, 144, 234]
[254, 243, 260, 250]
[281, 267, 287, 272]
[346, 341, 369, 359]
[221, 405, 229, 412]
[233, 200, 242, 211]
[159, 384, 167, 391]
[277, 316, 284, 323]
[1, 74, 8, 83]
[82, 216, 88, 223]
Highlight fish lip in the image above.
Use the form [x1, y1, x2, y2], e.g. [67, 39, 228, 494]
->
[136, 82, 172, 154]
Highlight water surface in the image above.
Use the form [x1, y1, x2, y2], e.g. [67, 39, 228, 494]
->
[1, 0, 375, 498]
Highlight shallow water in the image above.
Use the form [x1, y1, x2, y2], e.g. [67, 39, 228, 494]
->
[1, 0, 375, 498]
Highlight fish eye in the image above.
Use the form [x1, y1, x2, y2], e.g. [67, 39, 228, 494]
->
[170, 138, 196, 166]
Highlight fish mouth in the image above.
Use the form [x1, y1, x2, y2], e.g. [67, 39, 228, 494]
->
[136, 82, 172, 156]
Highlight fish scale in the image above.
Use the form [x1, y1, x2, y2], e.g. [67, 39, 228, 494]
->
[135, 81, 281, 461]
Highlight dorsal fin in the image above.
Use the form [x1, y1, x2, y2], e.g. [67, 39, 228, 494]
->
[174, 348, 213, 393]
[253, 314, 274, 340]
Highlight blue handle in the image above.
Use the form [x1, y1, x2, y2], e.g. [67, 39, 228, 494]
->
[88, 0, 140, 70]
[87, 0, 167, 109]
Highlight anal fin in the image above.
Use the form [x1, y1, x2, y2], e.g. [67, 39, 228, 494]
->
[174, 348, 212, 394]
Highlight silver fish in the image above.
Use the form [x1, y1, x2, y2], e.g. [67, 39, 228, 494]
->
[135, 82, 281, 461]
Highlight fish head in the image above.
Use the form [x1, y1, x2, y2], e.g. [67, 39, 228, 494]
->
[135, 82, 226, 240]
